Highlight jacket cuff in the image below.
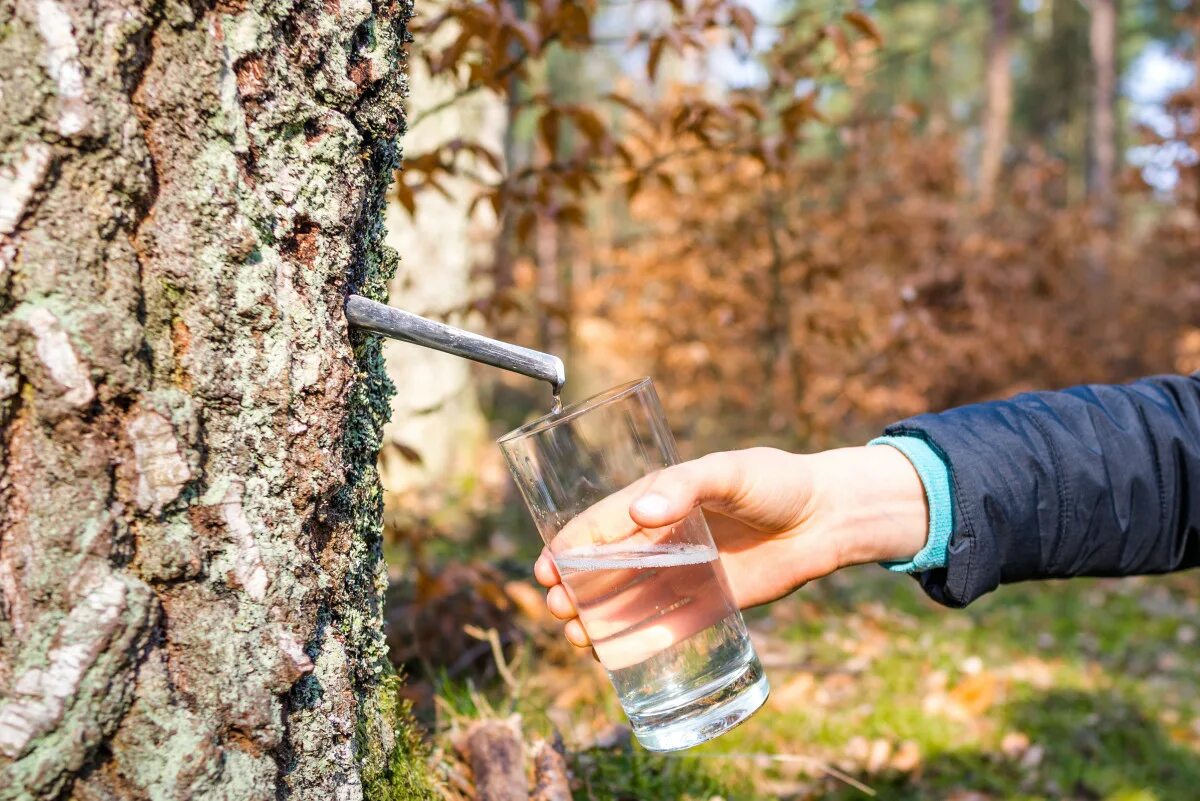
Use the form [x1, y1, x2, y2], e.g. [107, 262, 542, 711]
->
[868, 436, 953, 573]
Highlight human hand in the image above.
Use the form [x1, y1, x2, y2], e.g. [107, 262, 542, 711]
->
[533, 445, 929, 651]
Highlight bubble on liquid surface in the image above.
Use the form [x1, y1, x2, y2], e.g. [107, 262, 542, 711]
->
[553, 543, 718, 572]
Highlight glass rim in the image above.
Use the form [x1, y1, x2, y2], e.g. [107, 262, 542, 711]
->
[496, 377, 652, 445]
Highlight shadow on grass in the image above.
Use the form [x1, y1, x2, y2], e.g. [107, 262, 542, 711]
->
[817, 688, 1200, 801]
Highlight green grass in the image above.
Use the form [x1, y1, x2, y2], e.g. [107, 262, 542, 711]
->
[703, 568, 1200, 799]
[571, 746, 752, 801]
[415, 540, 1200, 799]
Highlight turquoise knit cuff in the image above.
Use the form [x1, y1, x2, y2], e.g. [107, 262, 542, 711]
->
[867, 435, 953, 573]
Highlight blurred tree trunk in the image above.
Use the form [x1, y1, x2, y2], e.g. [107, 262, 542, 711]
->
[1192, 17, 1200, 218]
[1088, 0, 1118, 224]
[380, 1, 499, 512]
[491, 0, 529, 333]
[0, 2, 431, 799]
[1026, 0, 1089, 201]
[927, 4, 957, 132]
[980, 0, 1014, 207]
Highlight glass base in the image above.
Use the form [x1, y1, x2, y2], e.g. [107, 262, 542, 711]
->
[630, 659, 770, 752]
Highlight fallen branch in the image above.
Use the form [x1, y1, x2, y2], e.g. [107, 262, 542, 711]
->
[463, 624, 521, 691]
[462, 717, 528, 801]
[531, 737, 572, 801]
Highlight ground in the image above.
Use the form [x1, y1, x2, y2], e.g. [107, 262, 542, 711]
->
[383, 491, 1200, 801]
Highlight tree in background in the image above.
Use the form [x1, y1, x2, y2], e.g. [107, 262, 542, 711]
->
[377, 0, 501, 538]
[0, 2, 431, 798]
[980, 0, 1015, 207]
[1089, 0, 1119, 226]
[397, 0, 1197, 455]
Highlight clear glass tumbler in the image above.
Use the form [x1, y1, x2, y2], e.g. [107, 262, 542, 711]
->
[498, 378, 769, 751]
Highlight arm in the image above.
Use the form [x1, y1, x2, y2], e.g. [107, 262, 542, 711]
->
[535, 373, 1200, 647]
[890, 373, 1200, 607]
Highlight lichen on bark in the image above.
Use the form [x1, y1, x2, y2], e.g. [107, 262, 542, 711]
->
[0, 0, 431, 798]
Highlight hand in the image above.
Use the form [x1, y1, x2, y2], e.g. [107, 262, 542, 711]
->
[533, 445, 929, 650]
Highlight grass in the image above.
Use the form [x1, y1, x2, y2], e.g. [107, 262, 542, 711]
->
[413, 562, 1200, 800]
[700, 567, 1200, 800]
[389, 474, 1200, 800]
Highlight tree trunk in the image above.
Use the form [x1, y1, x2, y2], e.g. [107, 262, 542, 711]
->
[1088, 0, 1118, 224]
[490, 0, 528, 331]
[379, 0, 499, 504]
[0, 2, 431, 799]
[979, 0, 1014, 207]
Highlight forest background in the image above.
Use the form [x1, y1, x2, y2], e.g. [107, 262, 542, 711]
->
[380, 1, 1200, 798]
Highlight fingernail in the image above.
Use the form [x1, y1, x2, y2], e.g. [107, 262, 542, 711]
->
[632, 493, 671, 518]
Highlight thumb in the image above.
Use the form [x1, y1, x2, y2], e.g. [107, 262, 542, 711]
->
[628, 452, 748, 529]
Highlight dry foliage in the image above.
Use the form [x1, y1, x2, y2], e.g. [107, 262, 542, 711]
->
[581, 120, 1193, 448]
[399, 2, 1200, 450]
[400, 0, 881, 253]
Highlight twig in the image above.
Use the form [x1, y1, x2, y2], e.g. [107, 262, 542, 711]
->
[464, 624, 521, 692]
[409, 32, 561, 131]
[666, 751, 877, 797]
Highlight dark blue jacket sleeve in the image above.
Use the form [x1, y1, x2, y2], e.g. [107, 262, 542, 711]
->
[884, 374, 1200, 607]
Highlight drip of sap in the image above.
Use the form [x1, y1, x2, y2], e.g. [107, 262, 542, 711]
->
[552, 540, 757, 733]
[548, 378, 565, 414]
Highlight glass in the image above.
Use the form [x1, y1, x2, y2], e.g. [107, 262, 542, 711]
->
[498, 377, 769, 751]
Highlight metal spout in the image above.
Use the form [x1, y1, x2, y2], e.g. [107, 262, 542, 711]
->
[345, 294, 566, 391]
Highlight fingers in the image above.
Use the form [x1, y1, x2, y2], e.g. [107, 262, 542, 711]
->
[546, 584, 577, 620]
[550, 454, 749, 553]
[564, 618, 591, 648]
[534, 549, 560, 588]
[628, 451, 750, 529]
[534, 550, 589, 649]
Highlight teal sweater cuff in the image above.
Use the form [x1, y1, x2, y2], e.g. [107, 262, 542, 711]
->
[867, 435, 953, 573]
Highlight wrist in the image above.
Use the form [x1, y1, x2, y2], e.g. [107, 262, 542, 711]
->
[805, 446, 929, 569]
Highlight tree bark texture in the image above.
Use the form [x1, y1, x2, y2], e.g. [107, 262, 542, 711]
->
[529, 739, 570, 801]
[1088, 0, 1118, 223]
[979, 0, 1014, 207]
[0, 1, 431, 799]
[462, 719, 526, 801]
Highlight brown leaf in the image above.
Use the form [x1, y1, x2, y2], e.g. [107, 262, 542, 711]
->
[647, 36, 666, 81]
[625, 173, 643, 201]
[767, 672, 815, 709]
[614, 142, 636, 168]
[947, 671, 1001, 717]
[890, 740, 922, 773]
[538, 108, 560, 155]
[734, 97, 766, 120]
[507, 18, 541, 54]
[395, 180, 416, 215]
[570, 106, 608, 148]
[516, 209, 537, 245]
[843, 10, 883, 46]
[504, 580, 552, 624]
[729, 5, 756, 44]
[468, 142, 503, 172]
[391, 441, 423, 465]
[557, 1, 591, 46]
[557, 204, 586, 226]
[825, 23, 850, 66]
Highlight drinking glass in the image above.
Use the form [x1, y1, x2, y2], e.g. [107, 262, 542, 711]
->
[498, 378, 769, 751]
